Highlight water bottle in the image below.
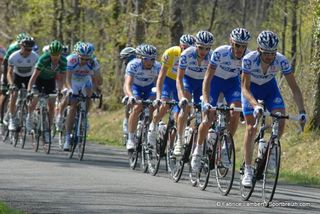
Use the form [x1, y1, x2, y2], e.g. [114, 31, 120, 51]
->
[258, 139, 267, 159]
[207, 128, 217, 145]
[136, 120, 142, 137]
[158, 121, 167, 140]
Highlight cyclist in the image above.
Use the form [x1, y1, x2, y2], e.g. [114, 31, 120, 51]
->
[63, 42, 99, 151]
[124, 44, 161, 150]
[192, 28, 251, 171]
[241, 30, 306, 188]
[26, 40, 67, 141]
[174, 30, 214, 157]
[7, 36, 39, 131]
[119, 47, 136, 138]
[147, 34, 195, 147]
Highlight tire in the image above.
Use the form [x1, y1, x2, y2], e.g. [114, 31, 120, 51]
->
[20, 103, 28, 149]
[215, 132, 235, 195]
[188, 131, 198, 187]
[198, 141, 212, 191]
[42, 111, 51, 154]
[68, 120, 78, 159]
[77, 112, 87, 161]
[262, 140, 281, 207]
[147, 138, 161, 176]
[140, 126, 148, 173]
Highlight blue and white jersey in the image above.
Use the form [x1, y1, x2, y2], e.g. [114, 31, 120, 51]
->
[126, 58, 161, 87]
[210, 45, 250, 79]
[179, 46, 212, 80]
[67, 53, 100, 81]
[242, 51, 292, 85]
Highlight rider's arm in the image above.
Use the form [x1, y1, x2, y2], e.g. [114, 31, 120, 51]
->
[27, 68, 40, 91]
[241, 72, 259, 108]
[57, 73, 66, 91]
[156, 66, 168, 100]
[66, 71, 72, 89]
[7, 64, 14, 85]
[202, 64, 216, 104]
[284, 72, 306, 113]
[124, 74, 134, 97]
[176, 67, 185, 100]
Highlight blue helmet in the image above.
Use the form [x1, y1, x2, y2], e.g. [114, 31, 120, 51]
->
[195, 30, 214, 46]
[257, 30, 279, 52]
[230, 28, 251, 44]
[136, 44, 157, 58]
[77, 43, 94, 57]
[87, 42, 95, 52]
[180, 34, 195, 47]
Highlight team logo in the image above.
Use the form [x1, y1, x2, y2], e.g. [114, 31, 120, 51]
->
[213, 52, 221, 62]
[280, 60, 290, 70]
[243, 59, 251, 70]
[232, 91, 241, 97]
[273, 97, 283, 104]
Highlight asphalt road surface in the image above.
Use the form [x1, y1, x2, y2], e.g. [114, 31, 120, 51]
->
[0, 137, 319, 214]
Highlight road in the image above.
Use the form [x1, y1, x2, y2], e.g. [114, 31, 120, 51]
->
[0, 138, 319, 214]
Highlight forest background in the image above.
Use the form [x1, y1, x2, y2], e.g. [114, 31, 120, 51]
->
[0, 0, 319, 185]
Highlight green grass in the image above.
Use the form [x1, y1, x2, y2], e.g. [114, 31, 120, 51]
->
[0, 203, 23, 214]
[89, 108, 320, 187]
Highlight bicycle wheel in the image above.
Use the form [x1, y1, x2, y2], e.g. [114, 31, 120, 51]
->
[42, 111, 51, 154]
[77, 113, 87, 161]
[215, 132, 235, 195]
[188, 131, 198, 187]
[20, 103, 27, 149]
[140, 127, 148, 173]
[147, 138, 161, 176]
[262, 140, 281, 207]
[32, 129, 41, 152]
[198, 141, 212, 190]
[68, 120, 78, 159]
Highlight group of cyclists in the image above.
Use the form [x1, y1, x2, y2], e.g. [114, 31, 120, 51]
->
[120, 28, 307, 188]
[0, 32, 103, 152]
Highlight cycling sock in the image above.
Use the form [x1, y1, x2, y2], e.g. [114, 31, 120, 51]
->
[128, 132, 134, 141]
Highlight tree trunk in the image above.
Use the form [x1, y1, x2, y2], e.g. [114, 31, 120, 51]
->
[282, 0, 287, 55]
[291, 0, 298, 73]
[133, 0, 146, 44]
[72, 0, 80, 46]
[170, 0, 184, 46]
[242, 0, 247, 27]
[208, 0, 218, 32]
[309, 1, 320, 130]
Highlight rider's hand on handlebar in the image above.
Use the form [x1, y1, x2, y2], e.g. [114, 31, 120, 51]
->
[121, 96, 129, 104]
[128, 96, 136, 105]
[179, 97, 188, 108]
[253, 105, 264, 118]
[202, 103, 213, 112]
[152, 99, 162, 108]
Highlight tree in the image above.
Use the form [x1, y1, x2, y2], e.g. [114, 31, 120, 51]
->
[170, 0, 183, 46]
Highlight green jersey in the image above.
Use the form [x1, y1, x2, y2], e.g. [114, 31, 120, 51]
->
[4, 43, 20, 60]
[35, 52, 67, 79]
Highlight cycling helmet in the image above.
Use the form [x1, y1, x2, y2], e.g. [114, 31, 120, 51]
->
[180, 34, 195, 47]
[49, 40, 63, 55]
[32, 45, 39, 53]
[16, 32, 28, 43]
[87, 42, 95, 52]
[73, 41, 84, 53]
[136, 44, 157, 58]
[195, 30, 214, 46]
[62, 45, 69, 55]
[120, 47, 136, 59]
[20, 36, 35, 48]
[77, 43, 94, 57]
[257, 30, 279, 52]
[42, 45, 49, 53]
[230, 28, 251, 44]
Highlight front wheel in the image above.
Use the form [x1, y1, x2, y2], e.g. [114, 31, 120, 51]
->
[215, 132, 235, 196]
[77, 113, 87, 161]
[262, 140, 281, 207]
[42, 111, 52, 154]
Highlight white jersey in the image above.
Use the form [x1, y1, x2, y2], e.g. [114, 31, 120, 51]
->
[67, 53, 100, 82]
[242, 51, 292, 85]
[126, 58, 161, 87]
[210, 45, 250, 79]
[8, 50, 39, 77]
[179, 46, 212, 80]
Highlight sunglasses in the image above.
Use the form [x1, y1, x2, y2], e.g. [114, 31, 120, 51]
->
[24, 48, 33, 52]
[260, 51, 276, 56]
[234, 43, 247, 49]
[197, 46, 211, 51]
[142, 57, 155, 62]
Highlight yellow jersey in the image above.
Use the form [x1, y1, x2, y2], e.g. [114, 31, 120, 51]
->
[161, 46, 182, 80]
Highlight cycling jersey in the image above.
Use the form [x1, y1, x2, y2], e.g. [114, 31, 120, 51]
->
[161, 46, 181, 80]
[67, 53, 99, 81]
[4, 43, 20, 61]
[210, 45, 250, 79]
[126, 58, 161, 87]
[242, 51, 292, 85]
[35, 52, 67, 79]
[8, 50, 39, 77]
[179, 46, 212, 80]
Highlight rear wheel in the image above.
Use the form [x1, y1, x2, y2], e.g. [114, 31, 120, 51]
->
[215, 132, 235, 195]
[262, 140, 281, 207]
[198, 141, 212, 190]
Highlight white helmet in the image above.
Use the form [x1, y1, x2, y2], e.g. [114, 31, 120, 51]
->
[230, 28, 251, 44]
[257, 30, 279, 52]
[195, 30, 214, 46]
[120, 47, 136, 59]
[136, 44, 157, 58]
[179, 34, 195, 47]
